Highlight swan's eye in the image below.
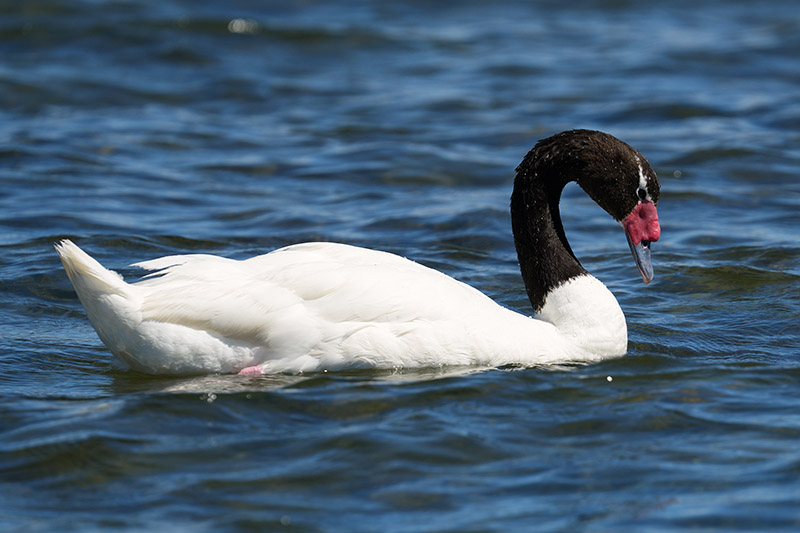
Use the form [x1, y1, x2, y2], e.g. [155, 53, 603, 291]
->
[637, 188, 647, 201]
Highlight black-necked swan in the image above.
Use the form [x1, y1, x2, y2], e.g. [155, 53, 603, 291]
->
[56, 129, 661, 376]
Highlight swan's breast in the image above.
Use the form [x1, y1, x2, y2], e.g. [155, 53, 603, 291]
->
[536, 274, 627, 356]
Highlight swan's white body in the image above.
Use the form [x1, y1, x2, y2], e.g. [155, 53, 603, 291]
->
[56, 240, 626, 375]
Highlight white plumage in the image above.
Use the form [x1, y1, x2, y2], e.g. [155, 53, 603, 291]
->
[55, 240, 626, 375]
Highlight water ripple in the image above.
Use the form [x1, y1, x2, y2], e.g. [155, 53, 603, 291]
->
[2, 0, 800, 530]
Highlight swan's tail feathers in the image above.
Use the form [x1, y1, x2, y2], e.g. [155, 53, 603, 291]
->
[55, 239, 130, 299]
[55, 240, 146, 371]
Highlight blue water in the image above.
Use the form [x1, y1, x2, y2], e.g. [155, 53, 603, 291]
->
[2, 0, 800, 530]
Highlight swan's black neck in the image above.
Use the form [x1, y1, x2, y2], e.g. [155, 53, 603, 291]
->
[510, 154, 586, 313]
[510, 129, 657, 312]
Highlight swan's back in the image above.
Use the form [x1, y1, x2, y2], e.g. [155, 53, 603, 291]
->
[134, 242, 500, 335]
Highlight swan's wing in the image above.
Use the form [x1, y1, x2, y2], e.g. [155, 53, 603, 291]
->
[132, 250, 320, 353]
[130, 242, 497, 357]
[260, 242, 499, 322]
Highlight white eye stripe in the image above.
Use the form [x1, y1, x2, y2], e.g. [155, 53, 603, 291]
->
[637, 164, 647, 189]
[637, 163, 652, 202]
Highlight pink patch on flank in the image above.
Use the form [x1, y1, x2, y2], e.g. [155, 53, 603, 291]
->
[238, 365, 263, 376]
[622, 202, 661, 245]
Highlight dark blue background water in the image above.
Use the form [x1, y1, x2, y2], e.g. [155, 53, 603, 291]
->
[2, 1, 799, 530]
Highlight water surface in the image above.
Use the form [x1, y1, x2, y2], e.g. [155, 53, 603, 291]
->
[1, 0, 799, 531]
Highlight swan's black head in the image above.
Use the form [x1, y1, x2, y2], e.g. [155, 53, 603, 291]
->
[512, 129, 661, 295]
[517, 129, 660, 221]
